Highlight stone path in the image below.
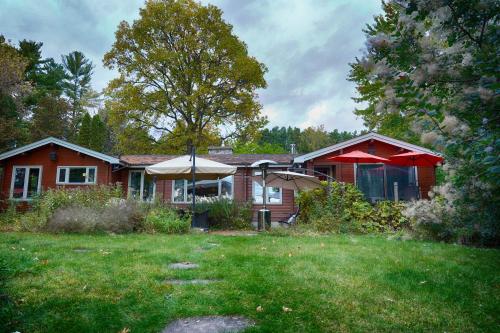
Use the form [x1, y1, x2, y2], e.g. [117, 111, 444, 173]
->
[162, 316, 254, 333]
[164, 279, 221, 285]
[168, 262, 199, 269]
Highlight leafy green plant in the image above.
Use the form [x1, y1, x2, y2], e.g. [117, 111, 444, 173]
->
[196, 198, 253, 230]
[144, 207, 190, 234]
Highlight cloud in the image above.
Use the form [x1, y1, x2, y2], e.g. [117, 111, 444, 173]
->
[0, 0, 381, 132]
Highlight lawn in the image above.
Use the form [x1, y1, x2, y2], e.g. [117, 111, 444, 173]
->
[1, 232, 499, 333]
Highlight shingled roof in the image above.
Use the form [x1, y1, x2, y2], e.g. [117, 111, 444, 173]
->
[120, 154, 294, 166]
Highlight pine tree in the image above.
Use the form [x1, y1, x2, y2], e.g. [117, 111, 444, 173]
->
[89, 114, 106, 152]
[77, 113, 92, 148]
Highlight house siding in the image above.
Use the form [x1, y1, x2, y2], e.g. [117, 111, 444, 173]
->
[0, 144, 114, 200]
[303, 139, 435, 199]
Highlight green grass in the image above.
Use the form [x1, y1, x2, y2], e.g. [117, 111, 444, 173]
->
[1, 232, 499, 333]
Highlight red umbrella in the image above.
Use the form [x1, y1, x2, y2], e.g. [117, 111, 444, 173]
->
[389, 151, 443, 167]
[327, 150, 390, 163]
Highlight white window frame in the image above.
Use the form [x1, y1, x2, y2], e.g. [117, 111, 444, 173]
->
[171, 176, 234, 203]
[56, 166, 97, 185]
[10, 165, 43, 200]
[128, 169, 156, 202]
[252, 171, 283, 205]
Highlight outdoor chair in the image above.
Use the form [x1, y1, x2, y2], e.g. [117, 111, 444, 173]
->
[278, 207, 300, 227]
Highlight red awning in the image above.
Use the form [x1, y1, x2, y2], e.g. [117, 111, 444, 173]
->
[327, 150, 390, 163]
[389, 151, 443, 167]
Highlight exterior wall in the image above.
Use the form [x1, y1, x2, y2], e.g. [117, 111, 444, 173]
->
[303, 139, 436, 199]
[149, 167, 294, 222]
[0, 144, 115, 200]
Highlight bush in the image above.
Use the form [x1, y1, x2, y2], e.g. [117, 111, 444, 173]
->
[195, 198, 253, 230]
[297, 181, 409, 234]
[144, 207, 190, 234]
[45, 200, 142, 234]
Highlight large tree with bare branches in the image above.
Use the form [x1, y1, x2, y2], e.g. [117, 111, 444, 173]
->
[103, 0, 267, 153]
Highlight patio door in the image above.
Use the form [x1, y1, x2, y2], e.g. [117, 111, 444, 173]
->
[128, 170, 155, 202]
[356, 164, 385, 203]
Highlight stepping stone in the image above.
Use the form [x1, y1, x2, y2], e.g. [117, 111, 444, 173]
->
[162, 316, 254, 333]
[168, 262, 199, 270]
[165, 279, 221, 285]
[73, 248, 91, 253]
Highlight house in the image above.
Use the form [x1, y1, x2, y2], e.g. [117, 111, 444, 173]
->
[0, 133, 440, 221]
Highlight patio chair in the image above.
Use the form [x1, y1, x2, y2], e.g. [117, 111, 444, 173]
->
[278, 206, 300, 227]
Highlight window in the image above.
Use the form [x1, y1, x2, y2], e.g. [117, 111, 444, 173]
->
[10, 166, 42, 200]
[128, 170, 155, 202]
[252, 171, 282, 205]
[56, 166, 97, 184]
[172, 175, 233, 203]
[356, 164, 385, 203]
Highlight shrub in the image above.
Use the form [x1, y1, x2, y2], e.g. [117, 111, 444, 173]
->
[144, 207, 190, 234]
[45, 200, 142, 234]
[195, 198, 253, 230]
[0, 203, 21, 231]
[297, 181, 409, 234]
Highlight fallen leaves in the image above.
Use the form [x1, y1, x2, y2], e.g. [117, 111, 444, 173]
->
[282, 306, 292, 312]
[256, 305, 263, 312]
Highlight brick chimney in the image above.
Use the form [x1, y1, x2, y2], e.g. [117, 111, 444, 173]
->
[208, 146, 233, 155]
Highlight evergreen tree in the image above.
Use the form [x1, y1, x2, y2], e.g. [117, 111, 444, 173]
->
[77, 113, 92, 148]
[89, 114, 106, 152]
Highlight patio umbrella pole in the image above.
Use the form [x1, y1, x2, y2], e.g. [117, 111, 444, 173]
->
[191, 145, 196, 227]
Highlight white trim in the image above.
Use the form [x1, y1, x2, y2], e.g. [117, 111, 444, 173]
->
[0, 137, 120, 164]
[56, 166, 97, 185]
[128, 170, 156, 202]
[294, 132, 441, 163]
[10, 165, 43, 200]
[170, 176, 234, 204]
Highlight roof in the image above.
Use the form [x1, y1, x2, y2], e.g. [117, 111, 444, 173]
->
[0, 137, 121, 164]
[120, 153, 294, 167]
[293, 132, 440, 164]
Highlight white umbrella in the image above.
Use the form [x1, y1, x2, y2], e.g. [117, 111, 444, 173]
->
[255, 171, 322, 191]
[145, 155, 236, 180]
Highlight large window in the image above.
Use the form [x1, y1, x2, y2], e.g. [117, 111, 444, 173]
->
[128, 170, 155, 202]
[252, 171, 282, 205]
[356, 164, 419, 202]
[56, 166, 96, 185]
[10, 166, 42, 200]
[172, 176, 233, 203]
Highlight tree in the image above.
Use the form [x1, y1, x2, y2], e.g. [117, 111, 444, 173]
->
[62, 51, 95, 134]
[350, 0, 499, 245]
[103, 0, 267, 153]
[0, 36, 30, 151]
[298, 126, 332, 153]
[30, 96, 70, 140]
[89, 114, 107, 152]
[233, 141, 287, 154]
[77, 112, 92, 148]
[18, 40, 66, 104]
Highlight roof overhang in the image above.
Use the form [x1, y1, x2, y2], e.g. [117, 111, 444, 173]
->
[0, 137, 121, 164]
[293, 132, 441, 164]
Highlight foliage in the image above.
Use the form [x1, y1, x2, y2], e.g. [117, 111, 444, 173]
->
[195, 198, 253, 230]
[297, 182, 409, 234]
[143, 207, 190, 234]
[45, 200, 142, 234]
[0, 36, 30, 151]
[77, 112, 92, 146]
[349, 0, 499, 246]
[30, 95, 71, 140]
[233, 141, 287, 154]
[62, 50, 96, 134]
[104, 0, 267, 153]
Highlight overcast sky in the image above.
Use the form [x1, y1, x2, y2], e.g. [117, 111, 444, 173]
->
[0, 0, 382, 132]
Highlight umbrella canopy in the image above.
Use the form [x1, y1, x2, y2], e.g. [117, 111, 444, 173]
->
[327, 150, 390, 163]
[389, 151, 443, 167]
[254, 171, 322, 191]
[145, 155, 237, 180]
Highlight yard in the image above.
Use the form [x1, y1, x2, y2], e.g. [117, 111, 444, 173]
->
[1, 232, 499, 333]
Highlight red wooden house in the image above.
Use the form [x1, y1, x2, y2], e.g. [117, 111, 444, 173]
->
[0, 133, 441, 221]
